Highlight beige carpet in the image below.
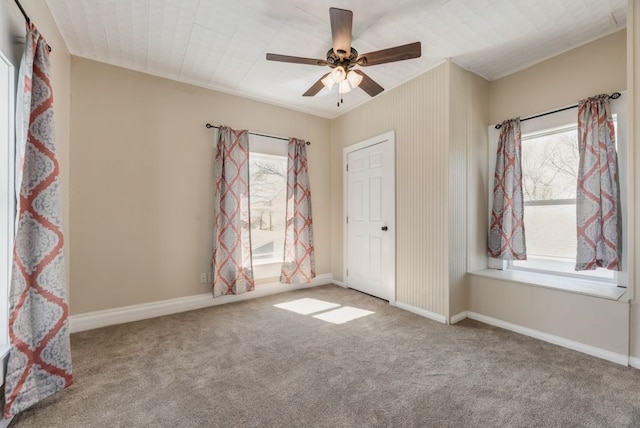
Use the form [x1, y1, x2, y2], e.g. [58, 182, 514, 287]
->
[10, 284, 640, 427]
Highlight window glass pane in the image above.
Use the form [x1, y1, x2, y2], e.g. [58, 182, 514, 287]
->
[523, 204, 576, 260]
[249, 152, 287, 265]
[515, 204, 614, 279]
[521, 127, 578, 202]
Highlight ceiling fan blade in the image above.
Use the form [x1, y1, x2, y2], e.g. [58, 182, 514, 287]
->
[303, 73, 330, 97]
[357, 41, 422, 66]
[266, 53, 327, 66]
[329, 7, 353, 59]
[357, 71, 384, 97]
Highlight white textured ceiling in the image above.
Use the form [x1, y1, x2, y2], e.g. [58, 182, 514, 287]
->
[46, 0, 626, 118]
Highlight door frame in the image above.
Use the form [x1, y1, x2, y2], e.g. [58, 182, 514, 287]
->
[343, 130, 396, 304]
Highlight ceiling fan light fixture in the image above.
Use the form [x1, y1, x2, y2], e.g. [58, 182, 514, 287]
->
[266, 8, 421, 101]
[338, 79, 352, 94]
[331, 66, 346, 83]
[347, 70, 363, 88]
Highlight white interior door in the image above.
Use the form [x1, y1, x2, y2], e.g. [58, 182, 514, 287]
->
[344, 132, 395, 302]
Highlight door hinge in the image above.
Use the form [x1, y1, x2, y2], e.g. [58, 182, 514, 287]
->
[346, 269, 349, 276]
[346, 163, 348, 172]
[346, 216, 349, 224]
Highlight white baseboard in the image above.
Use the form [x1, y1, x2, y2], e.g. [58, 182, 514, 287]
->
[332, 279, 345, 288]
[630, 356, 640, 369]
[70, 273, 333, 333]
[466, 311, 629, 366]
[394, 301, 447, 324]
[449, 311, 468, 324]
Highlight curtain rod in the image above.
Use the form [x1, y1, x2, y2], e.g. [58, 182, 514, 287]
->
[205, 123, 310, 145]
[14, 0, 29, 23]
[494, 92, 621, 129]
[14, 0, 53, 52]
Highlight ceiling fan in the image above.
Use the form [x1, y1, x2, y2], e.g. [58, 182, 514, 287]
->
[266, 7, 421, 103]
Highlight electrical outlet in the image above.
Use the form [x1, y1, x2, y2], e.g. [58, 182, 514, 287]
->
[199, 273, 207, 283]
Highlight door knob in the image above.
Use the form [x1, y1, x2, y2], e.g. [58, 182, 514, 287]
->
[381, 226, 388, 231]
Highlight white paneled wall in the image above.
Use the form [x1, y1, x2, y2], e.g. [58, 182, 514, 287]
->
[448, 63, 469, 317]
[331, 61, 488, 318]
[396, 63, 448, 314]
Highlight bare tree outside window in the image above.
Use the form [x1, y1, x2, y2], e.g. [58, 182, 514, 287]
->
[521, 128, 578, 202]
[249, 153, 287, 262]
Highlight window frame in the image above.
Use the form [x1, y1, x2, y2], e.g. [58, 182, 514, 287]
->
[487, 92, 627, 287]
[0, 50, 15, 349]
[248, 135, 288, 280]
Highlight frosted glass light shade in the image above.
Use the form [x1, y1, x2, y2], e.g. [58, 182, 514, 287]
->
[338, 80, 351, 94]
[347, 70, 363, 88]
[321, 74, 335, 90]
[331, 66, 346, 82]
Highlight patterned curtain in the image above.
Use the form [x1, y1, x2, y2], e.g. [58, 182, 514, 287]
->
[212, 126, 255, 297]
[575, 95, 621, 271]
[5, 24, 73, 418]
[488, 118, 527, 260]
[281, 138, 315, 284]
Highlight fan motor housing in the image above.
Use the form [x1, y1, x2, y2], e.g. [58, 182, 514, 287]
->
[326, 48, 358, 69]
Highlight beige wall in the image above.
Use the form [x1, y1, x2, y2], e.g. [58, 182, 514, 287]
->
[468, 29, 630, 355]
[69, 57, 331, 314]
[1, 0, 25, 67]
[470, 276, 629, 354]
[489, 30, 626, 125]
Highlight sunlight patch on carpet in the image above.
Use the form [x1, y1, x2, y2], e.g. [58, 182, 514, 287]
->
[312, 307, 374, 324]
[273, 298, 340, 315]
[274, 299, 375, 324]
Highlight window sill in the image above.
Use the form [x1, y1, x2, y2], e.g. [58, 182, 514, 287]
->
[253, 261, 283, 282]
[253, 258, 283, 267]
[468, 269, 627, 301]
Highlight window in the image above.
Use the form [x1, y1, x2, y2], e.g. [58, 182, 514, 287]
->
[488, 94, 626, 284]
[513, 123, 614, 280]
[249, 136, 287, 280]
[0, 51, 15, 349]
